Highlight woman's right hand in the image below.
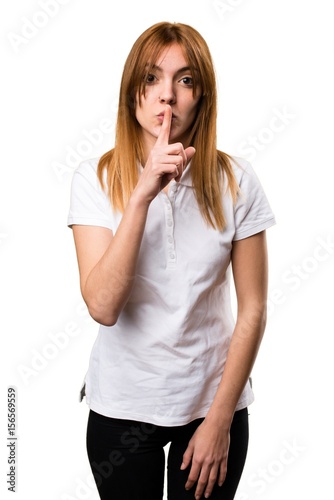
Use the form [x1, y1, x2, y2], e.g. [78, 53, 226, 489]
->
[72, 106, 196, 326]
[133, 104, 196, 204]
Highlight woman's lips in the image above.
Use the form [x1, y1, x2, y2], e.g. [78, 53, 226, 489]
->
[157, 113, 176, 122]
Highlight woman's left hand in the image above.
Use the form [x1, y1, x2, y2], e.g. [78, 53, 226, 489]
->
[181, 418, 230, 499]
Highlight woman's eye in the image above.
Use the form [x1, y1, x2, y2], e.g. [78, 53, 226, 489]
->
[145, 74, 156, 84]
[180, 76, 193, 86]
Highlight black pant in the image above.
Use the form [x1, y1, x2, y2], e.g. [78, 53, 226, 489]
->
[87, 408, 249, 500]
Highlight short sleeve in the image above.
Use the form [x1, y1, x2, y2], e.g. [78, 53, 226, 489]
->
[232, 159, 276, 241]
[67, 158, 115, 231]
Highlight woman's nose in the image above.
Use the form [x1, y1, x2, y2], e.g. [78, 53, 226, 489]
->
[158, 83, 176, 104]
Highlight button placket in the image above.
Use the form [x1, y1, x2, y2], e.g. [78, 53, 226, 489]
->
[162, 187, 177, 267]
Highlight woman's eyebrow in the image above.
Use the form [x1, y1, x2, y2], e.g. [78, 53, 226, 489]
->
[146, 64, 194, 75]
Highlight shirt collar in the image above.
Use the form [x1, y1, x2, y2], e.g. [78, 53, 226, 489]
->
[178, 160, 193, 187]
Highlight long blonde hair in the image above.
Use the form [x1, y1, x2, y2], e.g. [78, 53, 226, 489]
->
[97, 22, 239, 230]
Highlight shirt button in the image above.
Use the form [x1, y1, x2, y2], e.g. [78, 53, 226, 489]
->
[169, 253, 175, 259]
[167, 220, 173, 227]
[168, 236, 173, 244]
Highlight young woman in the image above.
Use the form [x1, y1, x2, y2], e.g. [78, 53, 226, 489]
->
[68, 21, 275, 500]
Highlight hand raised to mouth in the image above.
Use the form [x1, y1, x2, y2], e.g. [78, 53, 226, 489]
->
[133, 104, 196, 204]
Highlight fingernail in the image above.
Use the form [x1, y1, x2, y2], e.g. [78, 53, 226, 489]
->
[180, 462, 186, 470]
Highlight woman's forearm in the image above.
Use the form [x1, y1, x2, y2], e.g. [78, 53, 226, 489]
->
[206, 305, 267, 428]
[83, 194, 150, 326]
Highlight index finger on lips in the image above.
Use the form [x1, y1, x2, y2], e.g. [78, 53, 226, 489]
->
[156, 104, 172, 146]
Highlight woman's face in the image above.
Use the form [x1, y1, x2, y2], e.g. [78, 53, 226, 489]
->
[135, 43, 201, 156]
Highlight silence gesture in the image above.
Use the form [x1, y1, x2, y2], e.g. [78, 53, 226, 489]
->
[133, 104, 196, 204]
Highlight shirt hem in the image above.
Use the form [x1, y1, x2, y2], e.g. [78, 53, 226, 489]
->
[85, 396, 254, 427]
[233, 216, 276, 241]
[67, 216, 113, 230]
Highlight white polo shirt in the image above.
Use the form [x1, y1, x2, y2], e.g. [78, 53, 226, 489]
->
[68, 155, 276, 426]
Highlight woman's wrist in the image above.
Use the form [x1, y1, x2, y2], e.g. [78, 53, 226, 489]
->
[128, 187, 154, 211]
[205, 404, 235, 431]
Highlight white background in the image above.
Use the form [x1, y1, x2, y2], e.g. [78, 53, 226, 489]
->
[1, 0, 333, 498]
